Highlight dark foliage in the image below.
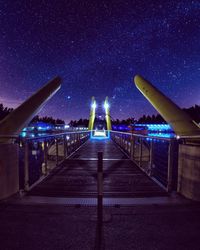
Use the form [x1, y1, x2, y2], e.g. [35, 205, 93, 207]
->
[137, 114, 165, 124]
[30, 115, 65, 125]
[0, 103, 13, 121]
[69, 118, 89, 127]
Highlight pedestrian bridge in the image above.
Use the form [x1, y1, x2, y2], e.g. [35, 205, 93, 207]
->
[3, 130, 180, 205]
[27, 137, 167, 201]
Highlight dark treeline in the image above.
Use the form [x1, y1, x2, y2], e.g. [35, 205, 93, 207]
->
[0, 104, 13, 121]
[30, 115, 65, 125]
[69, 119, 89, 127]
[0, 103, 199, 126]
[0, 103, 65, 125]
[137, 114, 165, 124]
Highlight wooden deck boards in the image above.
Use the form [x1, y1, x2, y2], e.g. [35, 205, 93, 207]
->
[28, 139, 167, 198]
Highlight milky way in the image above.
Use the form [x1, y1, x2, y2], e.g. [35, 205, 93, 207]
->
[0, 0, 200, 123]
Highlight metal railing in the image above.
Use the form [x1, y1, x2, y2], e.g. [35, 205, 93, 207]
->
[110, 131, 179, 192]
[1, 130, 199, 195]
[1, 131, 90, 192]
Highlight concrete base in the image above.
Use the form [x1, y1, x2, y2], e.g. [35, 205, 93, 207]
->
[178, 144, 200, 201]
[0, 144, 19, 200]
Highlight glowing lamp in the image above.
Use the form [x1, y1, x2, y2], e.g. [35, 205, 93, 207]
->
[104, 102, 109, 110]
[91, 102, 97, 109]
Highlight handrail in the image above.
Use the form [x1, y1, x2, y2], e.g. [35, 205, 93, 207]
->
[110, 130, 179, 191]
[0, 130, 91, 141]
[12, 129, 91, 191]
[110, 130, 176, 141]
[25, 130, 90, 141]
[111, 130, 200, 141]
[176, 134, 200, 139]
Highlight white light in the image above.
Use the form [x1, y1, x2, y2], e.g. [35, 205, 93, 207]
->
[94, 130, 107, 137]
[91, 102, 96, 109]
[104, 102, 109, 110]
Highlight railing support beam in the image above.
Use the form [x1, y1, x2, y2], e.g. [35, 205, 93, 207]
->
[24, 141, 29, 191]
[167, 140, 174, 192]
[97, 152, 103, 222]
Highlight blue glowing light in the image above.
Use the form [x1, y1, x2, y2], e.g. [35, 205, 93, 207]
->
[90, 131, 110, 140]
[136, 124, 171, 130]
[148, 133, 175, 138]
[21, 132, 27, 137]
[134, 124, 173, 132]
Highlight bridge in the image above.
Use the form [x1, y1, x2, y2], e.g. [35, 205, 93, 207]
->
[18, 132, 169, 203]
[0, 75, 200, 249]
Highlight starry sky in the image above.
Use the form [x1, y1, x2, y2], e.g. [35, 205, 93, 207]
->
[0, 0, 200, 123]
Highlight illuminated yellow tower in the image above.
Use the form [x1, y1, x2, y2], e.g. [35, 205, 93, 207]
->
[88, 96, 96, 131]
[104, 96, 112, 131]
[134, 75, 200, 136]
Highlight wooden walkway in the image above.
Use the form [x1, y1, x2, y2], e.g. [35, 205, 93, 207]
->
[28, 139, 167, 198]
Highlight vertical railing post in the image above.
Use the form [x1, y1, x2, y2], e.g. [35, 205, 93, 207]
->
[74, 133, 76, 150]
[63, 135, 66, 160]
[127, 135, 129, 153]
[126, 135, 128, 152]
[128, 135, 131, 155]
[72, 134, 74, 151]
[120, 134, 122, 147]
[139, 137, 143, 167]
[24, 140, 29, 191]
[56, 138, 59, 166]
[149, 140, 153, 176]
[70, 134, 72, 153]
[76, 133, 78, 148]
[77, 133, 80, 147]
[79, 133, 81, 145]
[130, 134, 134, 160]
[68, 135, 70, 155]
[44, 140, 48, 175]
[66, 136, 69, 156]
[74, 133, 76, 149]
[167, 140, 174, 192]
[97, 152, 103, 222]
[77, 133, 79, 148]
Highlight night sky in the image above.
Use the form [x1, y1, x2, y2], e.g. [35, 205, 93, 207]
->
[0, 0, 200, 123]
